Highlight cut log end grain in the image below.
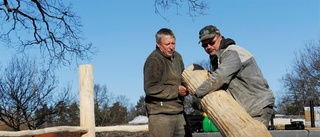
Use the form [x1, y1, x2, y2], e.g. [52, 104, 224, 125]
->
[182, 64, 210, 95]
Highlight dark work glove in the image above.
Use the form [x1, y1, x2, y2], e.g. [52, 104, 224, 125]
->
[191, 94, 203, 111]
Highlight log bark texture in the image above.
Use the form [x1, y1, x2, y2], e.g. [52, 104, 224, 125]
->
[182, 64, 272, 137]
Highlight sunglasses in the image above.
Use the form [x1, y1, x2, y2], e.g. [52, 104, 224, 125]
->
[201, 39, 216, 48]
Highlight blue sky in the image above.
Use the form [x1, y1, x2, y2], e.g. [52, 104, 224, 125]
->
[1, 0, 319, 106]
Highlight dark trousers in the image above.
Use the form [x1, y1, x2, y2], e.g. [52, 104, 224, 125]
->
[253, 106, 274, 128]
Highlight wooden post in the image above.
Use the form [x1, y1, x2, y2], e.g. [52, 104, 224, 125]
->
[79, 64, 95, 137]
[182, 64, 271, 137]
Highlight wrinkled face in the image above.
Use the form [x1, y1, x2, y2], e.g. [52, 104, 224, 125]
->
[157, 35, 176, 57]
[201, 35, 221, 56]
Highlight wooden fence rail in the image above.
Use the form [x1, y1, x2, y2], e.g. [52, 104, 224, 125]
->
[0, 125, 148, 137]
[0, 126, 87, 137]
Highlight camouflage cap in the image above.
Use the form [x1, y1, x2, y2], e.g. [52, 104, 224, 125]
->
[198, 25, 220, 43]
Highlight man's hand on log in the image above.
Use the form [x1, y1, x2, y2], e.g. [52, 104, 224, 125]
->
[178, 85, 188, 97]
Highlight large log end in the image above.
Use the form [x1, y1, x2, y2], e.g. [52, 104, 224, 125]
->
[182, 64, 210, 95]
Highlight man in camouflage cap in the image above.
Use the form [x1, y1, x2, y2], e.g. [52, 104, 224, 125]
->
[194, 25, 275, 128]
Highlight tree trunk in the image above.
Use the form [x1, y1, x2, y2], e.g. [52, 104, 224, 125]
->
[182, 64, 271, 137]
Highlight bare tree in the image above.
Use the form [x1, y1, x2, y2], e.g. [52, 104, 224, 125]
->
[278, 39, 320, 115]
[94, 84, 115, 126]
[0, 0, 208, 66]
[154, 0, 209, 21]
[46, 85, 78, 127]
[0, 0, 95, 65]
[92, 84, 135, 126]
[0, 56, 70, 131]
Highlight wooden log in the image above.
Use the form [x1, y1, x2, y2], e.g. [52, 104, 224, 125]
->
[182, 64, 271, 137]
[0, 126, 87, 137]
[95, 125, 148, 132]
[79, 64, 95, 137]
[182, 64, 210, 95]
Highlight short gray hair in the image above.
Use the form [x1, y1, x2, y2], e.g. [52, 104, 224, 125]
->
[155, 28, 175, 44]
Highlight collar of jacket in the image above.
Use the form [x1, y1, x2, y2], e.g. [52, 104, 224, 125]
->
[210, 36, 236, 59]
[156, 46, 174, 61]
[219, 36, 236, 50]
